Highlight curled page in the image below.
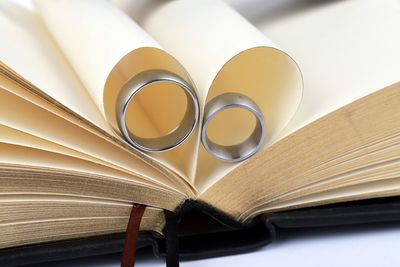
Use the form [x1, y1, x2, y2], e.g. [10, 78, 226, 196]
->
[33, 0, 200, 180]
[138, 0, 303, 190]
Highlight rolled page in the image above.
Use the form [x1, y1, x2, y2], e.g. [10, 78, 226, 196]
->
[33, 0, 199, 156]
[140, 0, 303, 189]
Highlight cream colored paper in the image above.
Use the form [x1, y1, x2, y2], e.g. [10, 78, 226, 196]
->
[0, 123, 167, 189]
[137, 0, 303, 190]
[0, 142, 142, 182]
[0, 73, 192, 192]
[0, 88, 187, 192]
[33, 0, 199, 180]
[0, 0, 108, 130]
[0, 2, 190, 191]
[228, 0, 400, 136]
[33, 0, 161, 114]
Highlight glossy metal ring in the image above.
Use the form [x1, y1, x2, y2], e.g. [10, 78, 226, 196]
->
[201, 93, 266, 162]
[116, 70, 199, 152]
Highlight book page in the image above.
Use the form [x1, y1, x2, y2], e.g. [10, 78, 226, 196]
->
[0, 142, 146, 184]
[201, 83, 400, 220]
[33, 0, 200, 180]
[0, 72, 194, 194]
[132, 0, 303, 190]
[0, 2, 186, 191]
[0, 123, 167, 189]
[122, 0, 399, 191]
[0, 87, 192, 193]
[33, 0, 161, 115]
[199, 0, 400, 217]
[0, 196, 166, 249]
[229, 0, 400, 136]
[0, 0, 108, 130]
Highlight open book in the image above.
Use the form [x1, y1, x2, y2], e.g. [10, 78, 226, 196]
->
[0, 0, 399, 265]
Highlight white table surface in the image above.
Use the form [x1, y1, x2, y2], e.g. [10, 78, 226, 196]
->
[27, 222, 400, 267]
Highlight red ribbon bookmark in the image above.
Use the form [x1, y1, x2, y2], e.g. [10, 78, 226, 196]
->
[121, 203, 146, 267]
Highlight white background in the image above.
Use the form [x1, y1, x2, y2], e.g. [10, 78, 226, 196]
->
[27, 222, 400, 267]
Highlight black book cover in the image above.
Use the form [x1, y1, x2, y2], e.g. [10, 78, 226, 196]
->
[2, 196, 400, 266]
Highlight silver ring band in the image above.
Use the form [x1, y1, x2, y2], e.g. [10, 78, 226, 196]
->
[201, 93, 266, 162]
[116, 70, 199, 152]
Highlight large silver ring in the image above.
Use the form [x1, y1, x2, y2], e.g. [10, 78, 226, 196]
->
[201, 93, 266, 162]
[116, 70, 199, 152]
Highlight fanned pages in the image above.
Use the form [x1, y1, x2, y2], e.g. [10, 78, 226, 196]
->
[33, 0, 200, 180]
[137, 0, 303, 191]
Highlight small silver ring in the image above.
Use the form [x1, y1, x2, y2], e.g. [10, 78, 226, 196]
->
[116, 70, 199, 152]
[201, 93, 266, 162]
